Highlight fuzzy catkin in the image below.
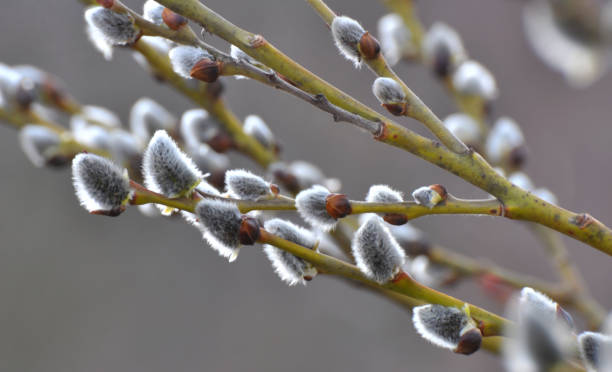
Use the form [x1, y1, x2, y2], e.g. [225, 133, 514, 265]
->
[84, 7, 139, 46]
[352, 215, 405, 283]
[331, 16, 365, 66]
[413, 305, 471, 350]
[19, 125, 61, 167]
[225, 169, 271, 200]
[365, 184, 403, 203]
[143, 130, 202, 198]
[295, 185, 337, 231]
[72, 153, 131, 212]
[263, 219, 317, 286]
[195, 199, 242, 261]
[169, 46, 211, 79]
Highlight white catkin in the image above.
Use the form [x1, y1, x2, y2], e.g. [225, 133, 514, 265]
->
[372, 77, 406, 104]
[485, 117, 525, 164]
[377, 13, 411, 66]
[84, 7, 139, 46]
[19, 125, 61, 168]
[295, 185, 337, 231]
[443, 113, 481, 145]
[263, 219, 318, 286]
[168, 45, 211, 79]
[412, 305, 474, 351]
[331, 16, 366, 67]
[143, 130, 202, 198]
[578, 331, 612, 372]
[143, 0, 164, 26]
[72, 153, 132, 213]
[243, 115, 275, 149]
[365, 184, 403, 203]
[224, 169, 271, 200]
[452, 60, 498, 100]
[422, 22, 467, 69]
[130, 97, 176, 146]
[352, 215, 405, 283]
[195, 198, 242, 262]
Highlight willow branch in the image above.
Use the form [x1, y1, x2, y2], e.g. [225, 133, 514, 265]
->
[378, 0, 605, 327]
[153, 0, 612, 256]
[0, 106, 109, 159]
[305, 0, 468, 154]
[257, 228, 510, 336]
[131, 39, 276, 167]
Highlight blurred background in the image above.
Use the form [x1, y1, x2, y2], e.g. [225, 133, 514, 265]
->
[1, 0, 612, 371]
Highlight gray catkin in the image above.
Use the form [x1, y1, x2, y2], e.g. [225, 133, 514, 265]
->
[72, 153, 131, 212]
[195, 199, 242, 252]
[352, 215, 405, 283]
[263, 219, 317, 285]
[143, 130, 202, 197]
[413, 305, 470, 349]
[85, 8, 139, 45]
[295, 185, 337, 231]
[225, 169, 270, 200]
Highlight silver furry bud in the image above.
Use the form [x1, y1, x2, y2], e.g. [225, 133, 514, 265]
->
[372, 77, 406, 104]
[72, 153, 132, 215]
[578, 332, 612, 372]
[130, 97, 176, 146]
[485, 117, 525, 165]
[263, 219, 318, 285]
[19, 125, 62, 167]
[225, 169, 273, 200]
[179, 108, 219, 150]
[443, 113, 481, 146]
[84, 7, 139, 46]
[413, 304, 481, 354]
[365, 184, 403, 203]
[452, 60, 498, 101]
[422, 22, 467, 74]
[143, 0, 164, 25]
[412, 185, 446, 209]
[195, 198, 243, 262]
[142, 130, 202, 198]
[243, 115, 275, 149]
[168, 45, 212, 79]
[377, 13, 412, 66]
[352, 215, 405, 283]
[295, 185, 337, 231]
[331, 16, 366, 67]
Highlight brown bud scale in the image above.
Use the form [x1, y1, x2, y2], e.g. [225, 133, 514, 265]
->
[325, 193, 352, 219]
[190, 58, 222, 83]
[429, 184, 448, 200]
[239, 216, 261, 245]
[454, 328, 482, 355]
[383, 213, 408, 226]
[358, 32, 380, 60]
[206, 132, 234, 153]
[161, 8, 188, 30]
[382, 102, 408, 116]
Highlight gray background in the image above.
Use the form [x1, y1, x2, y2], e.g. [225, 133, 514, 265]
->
[1, 0, 611, 371]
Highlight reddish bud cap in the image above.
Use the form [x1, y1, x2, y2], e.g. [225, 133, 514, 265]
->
[325, 193, 352, 219]
[358, 31, 380, 60]
[190, 58, 222, 83]
[161, 8, 188, 30]
[239, 216, 261, 245]
[206, 131, 234, 153]
[381, 102, 408, 116]
[454, 328, 482, 355]
[383, 213, 408, 225]
[429, 184, 448, 200]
